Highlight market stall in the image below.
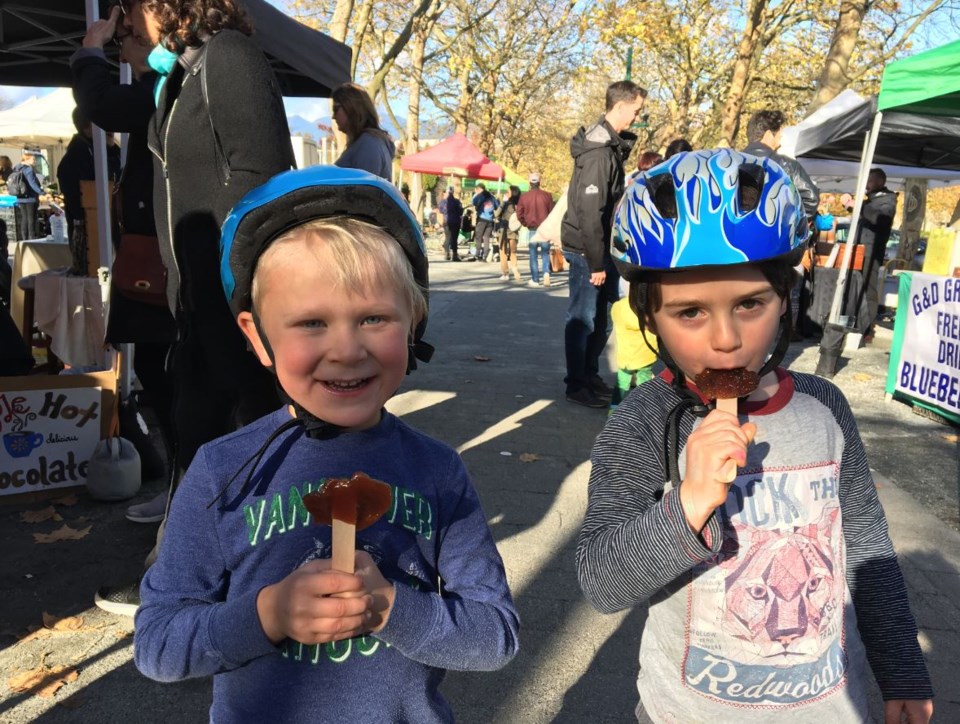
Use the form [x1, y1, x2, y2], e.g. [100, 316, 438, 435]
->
[0, 0, 351, 497]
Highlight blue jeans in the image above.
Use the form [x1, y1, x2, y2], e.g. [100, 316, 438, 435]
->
[563, 252, 619, 394]
[528, 233, 551, 284]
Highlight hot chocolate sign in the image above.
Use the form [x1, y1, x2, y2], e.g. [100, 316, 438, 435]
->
[0, 387, 102, 495]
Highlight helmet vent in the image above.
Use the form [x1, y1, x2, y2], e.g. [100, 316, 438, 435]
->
[646, 173, 677, 219]
[737, 164, 765, 213]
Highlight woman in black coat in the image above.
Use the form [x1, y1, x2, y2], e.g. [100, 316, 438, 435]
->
[121, 0, 294, 481]
[71, 20, 177, 468]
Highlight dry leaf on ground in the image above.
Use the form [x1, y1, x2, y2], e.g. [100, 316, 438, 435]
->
[473, 355, 491, 362]
[52, 494, 79, 506]
[42, 613, 84, 631]
[33, 525, 91, 544]
[853, 373, 872, 382]
[20, 507, 63, 524]
[942, 433, 959, 443]
[519, 453, 540, 463]
[8, 665, 79, 698]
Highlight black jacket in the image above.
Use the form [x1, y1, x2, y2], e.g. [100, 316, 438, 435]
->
[854, 187, 898, 259]
[56, 132, 121, 225]
[71, 49, 174, 345]
[148, 30, 293, 379]
[561, 118, 636, 272]
[743, 141, 819, 222]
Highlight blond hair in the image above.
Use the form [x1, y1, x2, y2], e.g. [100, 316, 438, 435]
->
[251, 217, 426, 333]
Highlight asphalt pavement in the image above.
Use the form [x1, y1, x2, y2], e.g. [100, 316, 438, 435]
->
[0, 245, 957, 722]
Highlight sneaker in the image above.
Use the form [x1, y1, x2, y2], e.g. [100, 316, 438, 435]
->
[566, 388, 608, 409]
[589, 376, 614, 400]
[543, 273, 551, 287]
[94, 579, 141, 616]
[527, 280, 540, 288]
[125, 491, 167, 524]
[499, 274, 510, 281]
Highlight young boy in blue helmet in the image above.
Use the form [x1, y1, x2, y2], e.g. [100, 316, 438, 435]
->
[576, 149, 933, 723]
[134, 166, 519, 722]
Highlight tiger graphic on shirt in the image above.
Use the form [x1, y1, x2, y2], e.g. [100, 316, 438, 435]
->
[684, 463, 847, 707]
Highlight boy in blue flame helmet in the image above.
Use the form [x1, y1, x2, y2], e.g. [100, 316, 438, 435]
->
[576, 149, 932, 723]
[134, 166, 518, 723]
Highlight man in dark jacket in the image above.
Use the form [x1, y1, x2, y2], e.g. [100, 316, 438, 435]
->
[742, 109, 819, 223]
[845, 168, 898, 338]
[438, 186, 463, 261]
[560, 80, 643, 408]
[56, 107, 122, 241]
[472, 183, 499, 261]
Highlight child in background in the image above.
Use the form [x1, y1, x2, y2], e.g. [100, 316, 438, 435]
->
[135, 167, 519, 722]
[609, 278, 658, 413]
[578, 149, 932, 723]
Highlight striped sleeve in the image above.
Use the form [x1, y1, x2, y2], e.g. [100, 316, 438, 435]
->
[576, 380, 723, 614]
[793, 373, 934, 701]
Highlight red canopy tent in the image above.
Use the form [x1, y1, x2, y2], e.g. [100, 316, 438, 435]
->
[400, 133, 504, 180]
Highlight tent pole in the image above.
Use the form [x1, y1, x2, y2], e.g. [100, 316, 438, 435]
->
[827, 111, 883, 326]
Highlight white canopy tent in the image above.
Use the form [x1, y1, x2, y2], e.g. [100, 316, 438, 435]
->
[0, 87, 77, 179]
[798, 157, 960, 192]
[0, 87, 76, 145]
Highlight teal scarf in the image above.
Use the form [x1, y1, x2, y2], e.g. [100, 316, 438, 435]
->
[148, 43, 180, 106]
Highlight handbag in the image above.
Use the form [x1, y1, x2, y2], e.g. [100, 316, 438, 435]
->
[508, 213, 522, 233]
[113, 233, 168, 305]
[111, 182, 168, 306]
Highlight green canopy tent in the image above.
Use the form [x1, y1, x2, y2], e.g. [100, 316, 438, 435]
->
[461, 165, 530, 194]
[822, 40, 960, 337]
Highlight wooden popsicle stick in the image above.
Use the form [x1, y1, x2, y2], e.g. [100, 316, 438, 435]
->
[716, 397, 739, 483]
[331, 518, 356, 573]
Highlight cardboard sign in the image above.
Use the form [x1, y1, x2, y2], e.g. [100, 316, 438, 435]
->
[0, 386, 103, 495]
[0, 370, 117, 499]
[888, 272, 960, 423]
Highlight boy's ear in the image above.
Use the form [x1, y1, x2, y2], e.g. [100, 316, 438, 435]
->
[237, 311, 274, 368]
[778, 295, 789, 318]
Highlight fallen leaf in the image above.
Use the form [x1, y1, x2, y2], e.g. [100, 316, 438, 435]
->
[42, 613, 84, 631]
[8, 665, 78, 698]
[52, 494, 79, 506]
[853, 373, 872, 382]
[20, 507, 62, 524]
[942, 433, 959, 443]
[33, 525, 91, 544]
[473, 355, 491, 362]
[519, 453, 540, 463]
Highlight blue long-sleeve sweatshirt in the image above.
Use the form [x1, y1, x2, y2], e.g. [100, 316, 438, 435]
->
[135, 409, 519, 723]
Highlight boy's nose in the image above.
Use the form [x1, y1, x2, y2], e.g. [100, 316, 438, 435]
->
[326, 327, 367, 363]
[710, 317, 741, 352]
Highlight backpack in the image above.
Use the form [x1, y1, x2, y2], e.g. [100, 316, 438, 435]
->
[6, 164, 26, 197]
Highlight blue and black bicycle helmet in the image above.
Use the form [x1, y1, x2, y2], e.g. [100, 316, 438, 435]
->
[221, 165, 429, 333]
[612, 148, 809, 280]
[211, 166, 432, 508]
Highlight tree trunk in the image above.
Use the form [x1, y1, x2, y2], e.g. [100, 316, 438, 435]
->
[350, 0, 375, 79]
[808, 0, 872, 114]
[406, 29, 429, 224]
[454, 62, 472, 134]
[328, 0, 354, 44]
[719, 0, 769, 147]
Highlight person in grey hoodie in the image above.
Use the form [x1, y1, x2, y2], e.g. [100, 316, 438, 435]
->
[332, 82, 396, 181]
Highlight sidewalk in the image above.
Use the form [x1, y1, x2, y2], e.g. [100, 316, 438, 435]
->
[0, 250, 957, 722]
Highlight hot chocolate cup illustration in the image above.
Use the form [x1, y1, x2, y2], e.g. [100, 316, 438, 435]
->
[3, 431, 44, 458]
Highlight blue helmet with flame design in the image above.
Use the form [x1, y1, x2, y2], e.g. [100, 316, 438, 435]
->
[611, 148, 809, 280]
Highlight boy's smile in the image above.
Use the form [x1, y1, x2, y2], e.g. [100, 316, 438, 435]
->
[239, 243, 413, 432]
[651, 265, 787, 398]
